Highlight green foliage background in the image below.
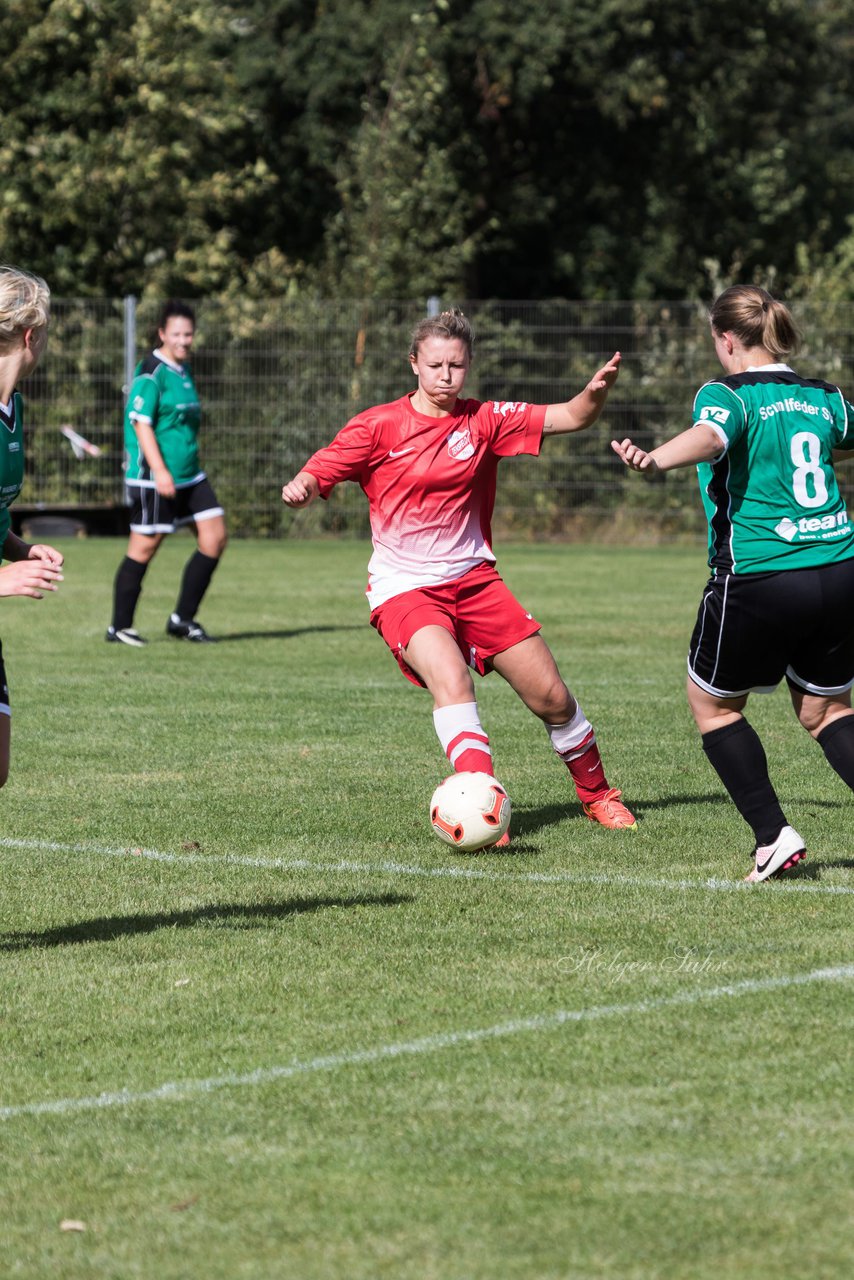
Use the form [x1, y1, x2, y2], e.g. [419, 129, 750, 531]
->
[3, 0, 854, 302]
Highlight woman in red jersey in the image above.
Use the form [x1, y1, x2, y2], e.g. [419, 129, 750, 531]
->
[282, 308, 635, 838]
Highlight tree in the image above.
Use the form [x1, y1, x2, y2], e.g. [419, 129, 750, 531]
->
[0, 0, 277, 296]
[322, 1, 478, 298]
[2, 0, 853, 301]
[441, 0, 854, 298]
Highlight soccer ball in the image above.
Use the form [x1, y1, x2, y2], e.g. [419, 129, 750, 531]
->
[429, 771, 511, 851]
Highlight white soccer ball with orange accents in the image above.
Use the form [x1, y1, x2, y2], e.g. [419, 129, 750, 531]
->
[429, 772, 511, 852]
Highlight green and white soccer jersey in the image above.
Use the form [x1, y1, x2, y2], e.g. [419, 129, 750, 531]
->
[693, 365, 854, 573]
[124, 351, 203, 486]
[0, 392, 25, 553]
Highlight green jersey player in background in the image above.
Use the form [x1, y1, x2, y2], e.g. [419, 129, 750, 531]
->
[106, 300, 227, 646]
[612, 285, 854, 882]
[0, 265, 65, 787]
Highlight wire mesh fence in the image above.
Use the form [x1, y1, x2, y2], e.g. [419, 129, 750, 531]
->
[20, 297, 854, 539]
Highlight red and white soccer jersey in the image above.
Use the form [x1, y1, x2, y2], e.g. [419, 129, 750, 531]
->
[304, 393, 546, 609]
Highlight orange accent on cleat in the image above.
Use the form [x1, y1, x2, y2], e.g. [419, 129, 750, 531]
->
[582, 788, 637, 830]
[492, 831, 511, 848]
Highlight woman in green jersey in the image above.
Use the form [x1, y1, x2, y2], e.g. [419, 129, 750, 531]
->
[612, 285, 854, 881]
[106, 300, 227, 646]
[0, 266, 65, 785]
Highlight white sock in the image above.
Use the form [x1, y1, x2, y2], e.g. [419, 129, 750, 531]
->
[545, 704, 596, 761]
[433, 702, 494, 774]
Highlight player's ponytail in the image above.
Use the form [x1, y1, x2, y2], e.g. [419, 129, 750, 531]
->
[710, 286, 800, 361]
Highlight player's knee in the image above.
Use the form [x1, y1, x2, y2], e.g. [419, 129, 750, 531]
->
[798, 699, 849, 738]
[791, 682, 849, 736]
[426, 665, 476, 705]
[532, 678, 575, 722]
[130, 539, 160, 565]
[550, 686, 576, 722]
[200, 528, 227, 558]
[443, 675, 477, 704]
[795, 705, 821, 735]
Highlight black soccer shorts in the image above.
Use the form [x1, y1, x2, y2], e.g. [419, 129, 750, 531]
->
[127, 475, 224, 535]
[688, 558, 854, 697]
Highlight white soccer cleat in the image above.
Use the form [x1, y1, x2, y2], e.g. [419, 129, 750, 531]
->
[105, 626, 148, 647]
[745, 825, 806, 883]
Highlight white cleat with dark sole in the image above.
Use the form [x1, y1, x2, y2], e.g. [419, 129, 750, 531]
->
[105, 626, 148, 647]
[745, 825, 806, 883]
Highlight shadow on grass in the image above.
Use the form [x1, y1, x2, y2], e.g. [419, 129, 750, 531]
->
[210, 625, 363, 643]
[431, 790, 853, 872]
[771, 860, 847, 882]
[0, 893, 412, 951]
[801, 857, 854, 875]
[508, 794, 728, 840]
[512, 794, 848, 838]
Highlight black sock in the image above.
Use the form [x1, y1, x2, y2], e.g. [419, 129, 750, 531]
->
[174, 551, 220, 621]
[112, 557, 148, 630]
[701, 718, 787, 845]
[817, 715, 854, 790]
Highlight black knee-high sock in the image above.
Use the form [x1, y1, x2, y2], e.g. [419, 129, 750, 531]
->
[174, 551, 220, 621]
[112, 557, 148, 630]
[701, 718, 787, 845]
[817, 715, 854, 790]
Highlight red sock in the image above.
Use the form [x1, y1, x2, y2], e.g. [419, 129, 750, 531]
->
[433, 702, 494, 776]
[546, 707, 609, 803]
[447, 731, 493, 774]
[563, 735, 609, 803]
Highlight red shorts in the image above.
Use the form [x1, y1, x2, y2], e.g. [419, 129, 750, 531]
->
[370, 562, 541, 688]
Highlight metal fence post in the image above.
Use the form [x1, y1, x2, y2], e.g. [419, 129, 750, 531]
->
[123, 295, 137, 395]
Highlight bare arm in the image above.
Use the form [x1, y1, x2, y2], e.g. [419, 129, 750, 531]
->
[542, 352, 621, 436]
[132, 417, 175, 497]
[610, 423, 724, 474]
[282, 470, 321, 508]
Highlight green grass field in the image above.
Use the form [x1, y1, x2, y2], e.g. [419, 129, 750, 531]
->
[2, 537, 852, 1279]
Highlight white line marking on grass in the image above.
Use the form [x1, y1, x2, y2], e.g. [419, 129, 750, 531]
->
[2, 836, 853, 896]
[2, 965, 852, 1121]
